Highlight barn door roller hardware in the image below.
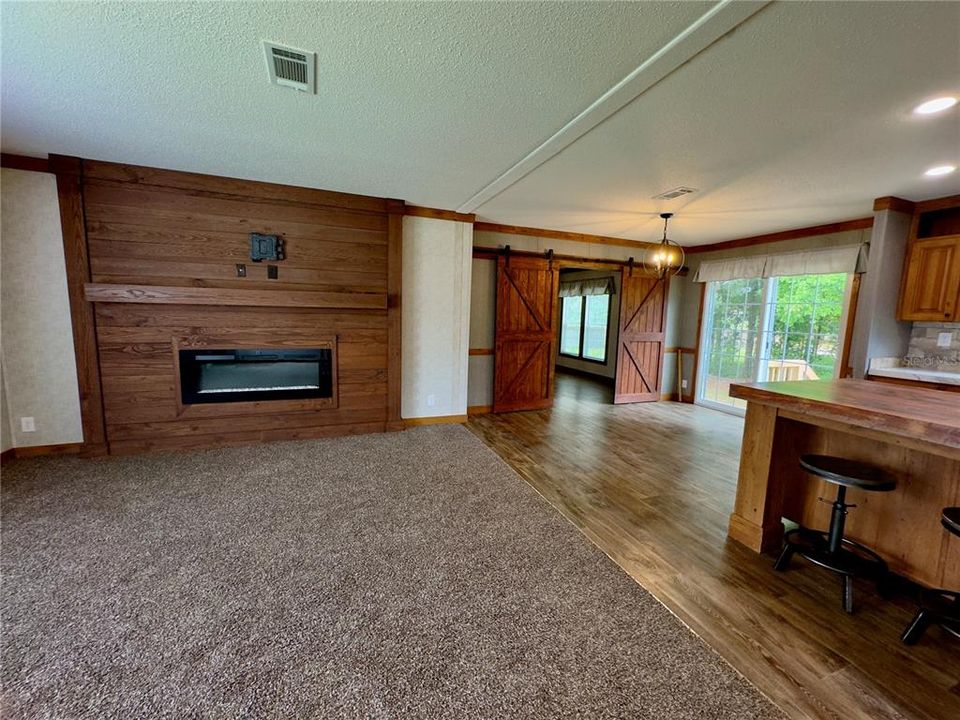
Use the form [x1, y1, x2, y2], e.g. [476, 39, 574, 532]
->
[627, 257, 635, 277]
[502, 244, 511, 267]
[545, 248, 554, 269]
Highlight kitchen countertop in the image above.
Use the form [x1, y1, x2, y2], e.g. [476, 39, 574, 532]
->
[866, 357, 960, 386]
[728, 379, 960, 455]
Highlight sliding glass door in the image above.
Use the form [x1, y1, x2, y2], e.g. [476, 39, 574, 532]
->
[697, 272, 851, 413]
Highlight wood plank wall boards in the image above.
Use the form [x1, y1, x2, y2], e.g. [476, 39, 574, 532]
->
[51, 155, 109, 456]
[52, 156, 402, 454]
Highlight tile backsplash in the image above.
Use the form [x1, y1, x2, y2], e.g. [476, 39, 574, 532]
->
[905, 322, 959, 369]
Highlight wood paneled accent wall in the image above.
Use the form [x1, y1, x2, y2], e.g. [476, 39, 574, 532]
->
[55, 157, 403, 455]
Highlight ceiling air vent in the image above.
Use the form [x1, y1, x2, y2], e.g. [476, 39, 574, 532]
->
[263, 41, 315, 93]
[652, 186, 698, 200]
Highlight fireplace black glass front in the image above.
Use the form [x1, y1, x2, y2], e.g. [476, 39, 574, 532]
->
[179, 348, 333, 405]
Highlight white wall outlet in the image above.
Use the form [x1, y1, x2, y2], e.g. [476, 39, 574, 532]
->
[426, 394, 437, 407]
[681, 379, 689, 389]
[937, 332, 953, 348]
[20, 416, 36, 433]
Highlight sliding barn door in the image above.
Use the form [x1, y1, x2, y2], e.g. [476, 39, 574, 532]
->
[614, 271, 667, 403]
[493, 255, 559, 413]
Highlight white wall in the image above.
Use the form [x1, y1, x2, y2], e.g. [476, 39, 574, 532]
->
[849, 209, 912, 377]
[467, 258, 496, 408]
[0, 363, 12, 453]
[401, 215, 473, 419]
[0, 168, 83, 447]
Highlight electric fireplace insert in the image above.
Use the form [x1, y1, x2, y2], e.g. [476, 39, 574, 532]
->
[179, 348, 333, 405]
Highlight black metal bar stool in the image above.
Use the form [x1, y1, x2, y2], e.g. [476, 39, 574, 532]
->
[901, 508, 960, 644]
[774, 454, 897, 613]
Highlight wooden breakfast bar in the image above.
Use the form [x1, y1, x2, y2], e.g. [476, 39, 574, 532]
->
[727, 379, 960, 588]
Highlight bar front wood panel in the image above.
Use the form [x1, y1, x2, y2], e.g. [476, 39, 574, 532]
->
[77, 158, 399, 454]
[728, 380, 960, 587]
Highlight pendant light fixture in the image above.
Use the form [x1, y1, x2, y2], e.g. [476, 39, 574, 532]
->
[643, 212, 685, 278]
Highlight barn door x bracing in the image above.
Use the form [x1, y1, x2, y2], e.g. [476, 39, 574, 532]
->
[615, 270, 667, 403]
[493, 255, 559, 413]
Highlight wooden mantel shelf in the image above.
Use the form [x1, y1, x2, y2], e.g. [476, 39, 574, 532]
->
[83, 283, 387, 310]
[730, 379, 960, 459]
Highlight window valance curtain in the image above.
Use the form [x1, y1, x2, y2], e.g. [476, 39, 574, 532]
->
[692, 243, 869, 283]
[559, 277, 615, 297]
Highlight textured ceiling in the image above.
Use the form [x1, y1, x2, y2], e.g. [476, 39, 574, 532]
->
[2, 1, 958, 245]
[476, 1, 960, 244]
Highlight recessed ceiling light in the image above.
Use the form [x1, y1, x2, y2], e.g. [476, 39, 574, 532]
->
[913, 96, 958, 115]
[924, 164, 956, 177]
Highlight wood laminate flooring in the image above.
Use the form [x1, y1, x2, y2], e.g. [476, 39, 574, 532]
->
[468, 371, 960, 720]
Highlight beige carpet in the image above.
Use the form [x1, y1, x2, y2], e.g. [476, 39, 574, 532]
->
[2, 425, 782, 719]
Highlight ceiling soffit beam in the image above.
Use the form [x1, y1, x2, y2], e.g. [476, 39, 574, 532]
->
[457, 0, 771, 214]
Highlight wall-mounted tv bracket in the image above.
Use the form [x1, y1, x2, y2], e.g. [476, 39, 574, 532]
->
[250, 233, 285, 262]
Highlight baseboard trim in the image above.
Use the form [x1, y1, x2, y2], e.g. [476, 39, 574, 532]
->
[404, 414, 468, 428]
[1, 442, 84, 463]
[467, 405, 492, 416]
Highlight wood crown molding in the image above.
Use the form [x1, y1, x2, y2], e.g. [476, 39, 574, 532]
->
[405, 205, 475, 223]
[474, 221, 657, 250]
[915, 194, 960, 213]
[873, 196, 915, 214]
[684, 217, 874, 255]
[1, 153, 50, 173]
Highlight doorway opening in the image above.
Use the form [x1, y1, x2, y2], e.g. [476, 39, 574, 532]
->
[555, 268, 619, 403]
[696, 272, 854, 414]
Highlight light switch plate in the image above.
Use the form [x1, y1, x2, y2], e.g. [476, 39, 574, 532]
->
[681, 379, 689, 389]
[937, 332, 953, 348]
[20, 416, 35, 432]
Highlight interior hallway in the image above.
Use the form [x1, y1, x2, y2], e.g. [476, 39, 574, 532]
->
[468, 373, 960, 720]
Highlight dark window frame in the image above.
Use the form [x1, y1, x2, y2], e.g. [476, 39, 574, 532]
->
[559, 293, 611, 364]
